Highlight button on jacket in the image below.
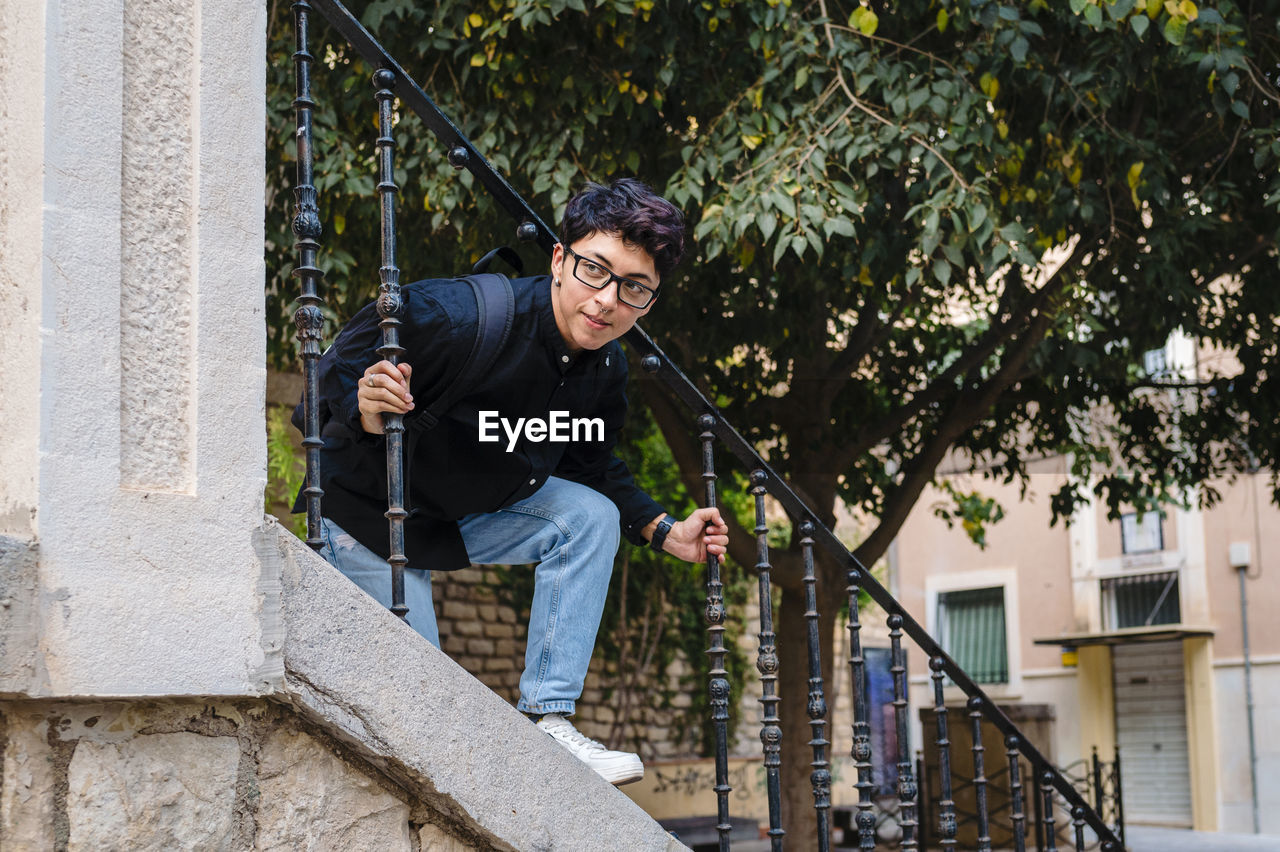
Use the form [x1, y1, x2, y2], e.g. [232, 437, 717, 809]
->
[292, 274, 666, 570]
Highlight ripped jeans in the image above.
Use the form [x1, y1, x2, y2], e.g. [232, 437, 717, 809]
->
[318, 476, 620, 716]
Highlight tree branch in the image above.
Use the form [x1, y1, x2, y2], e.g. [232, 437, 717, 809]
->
[853, 286, 1064, 565]
[837, 237, 1089, 464]
[816, 0, 972, 192]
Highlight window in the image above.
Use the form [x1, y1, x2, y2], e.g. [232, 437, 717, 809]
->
[1101, 571, 1180, 629]
[937, 586, 1008, 684]
[1142, 347, 1169, 378]
[1120, 511, 1163, 554]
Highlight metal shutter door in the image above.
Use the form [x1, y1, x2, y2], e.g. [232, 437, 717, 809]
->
[1112, 641, 1192, 827]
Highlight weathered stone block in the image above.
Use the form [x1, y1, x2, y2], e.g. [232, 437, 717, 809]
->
[441, 600, 474, 621]
[450, 567, 484, 585]
[483, 657, 515, 673]
[418, 822, 477, 851]
[452, 620, 483, 638]
[256, 729, 411, 851]
[65, 732, 239, 851]
[465, 638, 495, 656]
[482, 622, 516, 639]
[476, 604, 497, 622]
[1, 709, 57, 850]
[495, 639, 520, 657]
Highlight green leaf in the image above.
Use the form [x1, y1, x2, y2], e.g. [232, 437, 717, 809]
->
[1162, 15, 1187, 45]
[824, 217, 856, 239]
[1130, 15, 1149, 37]
[1109, 0, 1136, 18]
[1068, 0, 1087, 13]
[937, 8, 949, 32]
[934, 259, 952, 286]
[1083, 4, 1102, 26]
[1231, 99, 1250, 119]
[759, 211, 777, 242]
[969, 203, 988, 233]
[849, 7, 879, 36]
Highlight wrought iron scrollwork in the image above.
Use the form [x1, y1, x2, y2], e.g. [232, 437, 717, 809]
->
[1041, 769, 1059, 852]
[372, 66, 409, 621]
[799, 519, 831, 852]
[930, 655, 958, 849]
[968, 695, 992, 852]
[847, 567, 876, 851]
[890, 614, 919, 849]
[750, 470, 784, 851]
[698, 414, 732, 851]
[290, 0, 326, 551]
[1007, 735, 1028, 852]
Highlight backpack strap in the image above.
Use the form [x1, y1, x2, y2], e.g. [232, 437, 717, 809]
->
[472, 245, 524, 277]
[413, 272, 515, 431]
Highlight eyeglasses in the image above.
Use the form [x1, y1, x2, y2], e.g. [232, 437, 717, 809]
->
[563, 246, 659, 310]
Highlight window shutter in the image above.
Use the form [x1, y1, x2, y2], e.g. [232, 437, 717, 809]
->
[938, 587, 1008, 684]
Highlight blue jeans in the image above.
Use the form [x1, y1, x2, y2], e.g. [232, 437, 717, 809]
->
[318, 476, 620, 716]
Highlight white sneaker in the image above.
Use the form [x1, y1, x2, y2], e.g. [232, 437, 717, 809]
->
[535, 713, 644, 786]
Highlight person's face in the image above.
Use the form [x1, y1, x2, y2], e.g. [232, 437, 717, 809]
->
[550, 230, 658, 352]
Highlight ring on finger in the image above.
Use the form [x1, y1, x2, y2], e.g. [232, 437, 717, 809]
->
[367, 376, 376, 388]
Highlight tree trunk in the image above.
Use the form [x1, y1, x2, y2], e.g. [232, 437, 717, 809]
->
[775, 561, 841, 850]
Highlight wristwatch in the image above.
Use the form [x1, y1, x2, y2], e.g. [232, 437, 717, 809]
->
[649, 515, 675, 554]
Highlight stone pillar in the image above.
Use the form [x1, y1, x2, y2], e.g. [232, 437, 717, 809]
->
[0, 0, 272, 697]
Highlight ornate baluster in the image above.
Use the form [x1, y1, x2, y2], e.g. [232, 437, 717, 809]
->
[888, 615, 918, 849]
[1091, 746, 1104, 818]
[847, 568, 875, 851]
[291, 0, 326, 551]
[929, 657, 957, 849]
[1040, 770, 1058, 852]
[917, 753, 930, 851]
[699, 414, 732, 851]
[372, 67, 408, 620]
[1006, 735, 1027, 852]
[1072, 805, 1087, 852]
[799, 520, 831, 852]
[1113, 746, 1126, 850]
[750, 471, 784, 851]
[968, 696, 992, 852]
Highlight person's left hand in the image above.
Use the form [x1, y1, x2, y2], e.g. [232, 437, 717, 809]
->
[660, 508, 730, 564]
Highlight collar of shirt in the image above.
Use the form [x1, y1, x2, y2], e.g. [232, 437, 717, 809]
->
[533, 274, 606, 374]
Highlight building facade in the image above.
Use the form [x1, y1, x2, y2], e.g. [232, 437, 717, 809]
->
[895, 456, 1280, 833]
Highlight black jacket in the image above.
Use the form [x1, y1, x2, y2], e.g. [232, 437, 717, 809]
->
[292, 274, 665, 569]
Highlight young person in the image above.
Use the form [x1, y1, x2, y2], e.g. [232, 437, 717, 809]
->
[296, 178, 728, 785]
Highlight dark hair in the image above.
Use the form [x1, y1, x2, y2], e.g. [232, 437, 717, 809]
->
[560, 178, 686, 281]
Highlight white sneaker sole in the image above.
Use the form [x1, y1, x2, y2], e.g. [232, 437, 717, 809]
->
[597, 761, 644, 786]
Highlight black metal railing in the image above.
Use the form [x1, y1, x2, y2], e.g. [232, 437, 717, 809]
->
[917, 744, 1125, 851]
[285, 3, 1126, 850]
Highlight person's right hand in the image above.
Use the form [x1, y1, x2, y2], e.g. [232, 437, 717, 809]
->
[357, 360, 413, 434]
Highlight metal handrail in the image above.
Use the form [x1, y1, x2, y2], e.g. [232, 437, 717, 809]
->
[288, 2, 1124, 849]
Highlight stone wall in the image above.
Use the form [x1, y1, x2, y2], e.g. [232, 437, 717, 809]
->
[431, 568, 705, 763]
[0, 698, 474, 851]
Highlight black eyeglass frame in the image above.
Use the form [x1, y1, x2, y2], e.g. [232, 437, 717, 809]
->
[562, 246, 659, 309]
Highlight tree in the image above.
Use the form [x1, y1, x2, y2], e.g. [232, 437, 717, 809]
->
[267, 0, 1280, 842]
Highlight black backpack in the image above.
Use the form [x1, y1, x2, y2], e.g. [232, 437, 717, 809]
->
[300, 270, 515, 443]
